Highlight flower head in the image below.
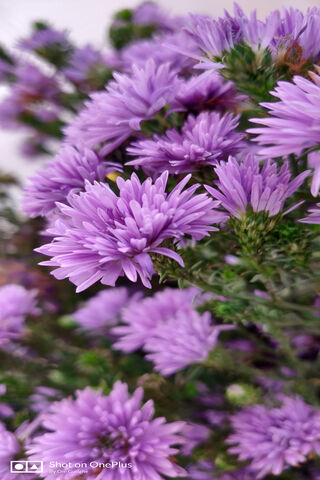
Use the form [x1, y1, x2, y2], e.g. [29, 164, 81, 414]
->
[144, 310, 232, 376]
[0, 284, 39, 346]
[248, 69, 320, 157]
[37, 172, 222, 291]
[227, 396, 320, 478]
[206, 155, 309, 219]
[28, 381, 186, 479]
[112, 287, 208, 353]
[127, 112, 244, 174]
[19, 26, 70, 51]
[73, 287, 135, 335]
[22, 145, 114, 218]
[170, 71, 246, 114]
[64, 59, 181, 156]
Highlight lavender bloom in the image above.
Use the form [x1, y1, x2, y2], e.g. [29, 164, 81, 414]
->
[22, 145, 114, 218]
[170, 71, 246, 114]
[227, 396, 320, 478]
[206, 155, 310, 219]
[30, 386, 61, 413]
[0, 423, 35, 480]
[132, 2, 184, 32]
[19, 27, 70, 51]
[73, 287, 135, 335]
[112, 287, 209, 353]
[180, 423, 210, 455]
[0, 58, 14, 82]
[127, 112, 244, 174]
[144, 310, 232, 376]
[121, 32, 197, 73]
[28, 381, 186, 479]
[248, 69, 320, 157]
[64, 59, 181, 156]
[13, 63, 59, 102]
[0, 284, 39, 346]
[37, 172, 222, 291]
[62, 45, 111, 90]
[299, 203, 320, 224]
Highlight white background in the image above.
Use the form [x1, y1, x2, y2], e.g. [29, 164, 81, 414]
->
[0, 0, 319, 183]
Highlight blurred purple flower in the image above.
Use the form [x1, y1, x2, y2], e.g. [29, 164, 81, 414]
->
[64, 59, 181, 156]
[133, 2, 184, 32]
[248, 70, 320, 157]
[300, 203, 320, 224]
[28, 381, 186, 479]
[227, 396, 320, 478]
[22, 145, 115, 218]
[37, 172, 222, 291]
[73, 287, 136, 335]
[206, 155, 310, 219]
[30, 386, 61, 413]
[112, 287, 209, 353]
[127, 112, 244, 174]
[19, 27, 70, 51]
[180, 423, 210, 455]
[0, 423, 35, 480]
[144, 310, 233, 376]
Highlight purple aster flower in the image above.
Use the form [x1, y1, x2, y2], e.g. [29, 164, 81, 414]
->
[308, 151, 320, 197]
[28, 381, 186, 479]
[72, 287, 137, 335]
[0, 284, 39, 346]
[299, 203, 320, 224]
[13, 63, 60, 103]
[0, 423, 36, 480]
[22, 145, 115, 218]
[64, 59, 181, 156]
[19, 27, 70, 51]
[62, 45, 112, 90]
[144, 310, 233, 376]
[36, 172, 222, 291]
[132, 2, 184, 32]
[112, 287, 209, 353]
[180, 423, 210, 455]
[170, 71, 247, 114]
[30, 386, 61, 413]
[206, 155, 310, 219]
[227, 396, 320, 478]
[127, 112, 244, 174]
[248, 69, 320, 157]
[120, 32, 197, 73]
[188, 461, 256, 480]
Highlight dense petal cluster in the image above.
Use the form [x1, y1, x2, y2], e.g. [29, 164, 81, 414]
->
[227, 396, 320, 478]
[22, 145, 112, 218]
[206, 155, 309, 219]
[37, 172, 222, 291]
[127, 112, 244, 174]
[112, 287, 207, 352]
[28, 381, 186, 479]
[170, 71, 246, 114]
[0, 284, 39, 346]
[73, 287, 135, 335]
[248, 69, 320, 157]
[144, 310, 232, 376]
[64, 59, 181, 155]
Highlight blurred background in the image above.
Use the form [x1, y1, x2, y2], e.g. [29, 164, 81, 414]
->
[0, 0, 319, 182]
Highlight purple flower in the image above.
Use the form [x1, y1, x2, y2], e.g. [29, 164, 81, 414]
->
[28, 381, 186, 479]
[30, 386, 61, 413]
[0, 423, 35, 480]
[188, 461, 256, 480]
[120, 32, 197, 73]
[36, 172, 222, 291]
[64, 59, 181, 156]
[62, 45, 111, 90]
[206, 155, 310, 219]
[22, 145, 114, 218]
[13, 63, 60, 103]
[308, 151, 320, 197]
[19, 27, 70, 51]
[0, 284, 39, 346]
[170, 71, 246, 114]
[73, 287, 136, 335]
[299, 203, 320, 224]
[127, 112, 244, 174]
[248, 70, 320, 157]
[132, 2, 184, 32]
[227, 396, 320, 478]
[180, 423, 210, 455]
[112, 287, 209, 353]
[144, 310, 232, 376]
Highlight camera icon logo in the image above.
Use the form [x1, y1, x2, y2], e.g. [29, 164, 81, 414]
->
[10, 461, 43, 473]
